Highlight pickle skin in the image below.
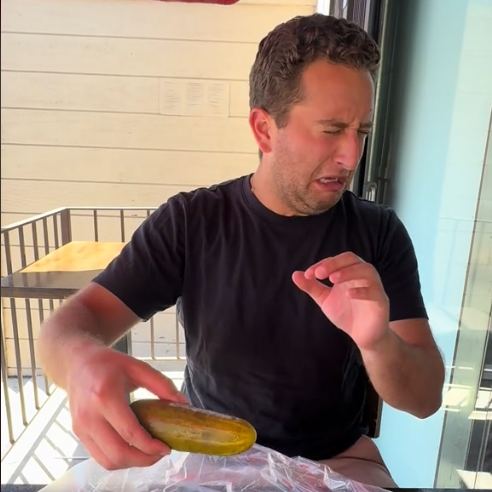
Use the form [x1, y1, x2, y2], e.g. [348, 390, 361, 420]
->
[130, 399, 257, 456]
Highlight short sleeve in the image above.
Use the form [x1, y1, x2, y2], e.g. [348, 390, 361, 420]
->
[92, 196, 185, 321]
[376, 209, 428, 322]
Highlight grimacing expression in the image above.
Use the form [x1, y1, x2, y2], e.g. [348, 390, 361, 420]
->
[270, 60, 375, 216]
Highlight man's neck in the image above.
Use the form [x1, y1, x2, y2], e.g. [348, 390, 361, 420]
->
[250, 172, 303, 217]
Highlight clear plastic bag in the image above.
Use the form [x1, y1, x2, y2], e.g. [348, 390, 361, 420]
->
[39, 444, 387, 492]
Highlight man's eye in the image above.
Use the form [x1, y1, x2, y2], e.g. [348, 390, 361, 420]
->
[323, 129, 371, 136]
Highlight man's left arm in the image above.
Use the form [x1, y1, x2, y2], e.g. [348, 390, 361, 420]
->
[360, 317, 445, 419]
[293, 208, 446, 419]
[361, 208, 445, 419]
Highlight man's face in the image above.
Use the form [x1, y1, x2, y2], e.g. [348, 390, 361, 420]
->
[268, 60, 375, 216]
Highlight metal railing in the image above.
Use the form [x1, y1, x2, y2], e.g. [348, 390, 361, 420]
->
[1, 207, 185, 458]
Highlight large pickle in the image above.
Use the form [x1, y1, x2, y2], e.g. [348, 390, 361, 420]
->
[130, 399, 257, 456]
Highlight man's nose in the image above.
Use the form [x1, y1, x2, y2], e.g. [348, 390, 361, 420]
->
[334, 132, 362, 171]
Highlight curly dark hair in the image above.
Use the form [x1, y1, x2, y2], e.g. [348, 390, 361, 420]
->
[249, 13, 380, 128]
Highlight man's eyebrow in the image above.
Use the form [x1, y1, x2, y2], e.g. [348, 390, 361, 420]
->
[317, 119, 347, 127]
[316, 119, 373, 129]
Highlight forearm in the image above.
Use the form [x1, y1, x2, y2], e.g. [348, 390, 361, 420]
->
[361, 329, 445, 419]
[37, 300, 106, 390]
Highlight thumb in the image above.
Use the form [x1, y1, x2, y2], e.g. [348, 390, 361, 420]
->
[130, 358, 189, 404]
[292, 271, 331, 305]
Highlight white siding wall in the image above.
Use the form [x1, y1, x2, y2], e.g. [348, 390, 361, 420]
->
[0, 0, 316, 375]
[1, 0, 316, 222]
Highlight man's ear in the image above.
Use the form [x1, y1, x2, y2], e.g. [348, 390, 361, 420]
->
[249, 108, 275, 155]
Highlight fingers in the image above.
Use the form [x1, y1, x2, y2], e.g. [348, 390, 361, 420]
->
[100, 359, 186, 458]
[68, 349, 185, 471]
[345, 286, 381, 301]
[130, 358, 188, 405]
[292, 271, 331, 304]
[295, 252, 385, 304]
[75, 418, 165, 471]
[304, 252, 364, 281]
[101, 394, 170, 456]
[72, 378, 170, 471]
[302, 253, 379, 287]
[98, 418, 165, 469]
[77, 434, 114, 470]
[329, 262, 377, 287]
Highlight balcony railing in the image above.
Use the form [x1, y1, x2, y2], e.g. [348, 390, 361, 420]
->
[1, 207, 185, 460]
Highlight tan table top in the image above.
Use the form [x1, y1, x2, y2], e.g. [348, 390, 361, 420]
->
[1, 241, 126, 299]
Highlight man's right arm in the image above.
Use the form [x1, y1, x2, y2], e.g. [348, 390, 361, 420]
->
[36, 197, 190, 470]
[38, 195, 188, 391]
[37, 282, 141, 390]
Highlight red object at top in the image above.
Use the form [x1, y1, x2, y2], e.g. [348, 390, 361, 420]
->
[156, 0, 239, 4]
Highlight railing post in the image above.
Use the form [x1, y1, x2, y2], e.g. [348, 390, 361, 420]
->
[113, 332, 133, 403]
[59, 209, 72, 245]
[113, 332, 132, 358]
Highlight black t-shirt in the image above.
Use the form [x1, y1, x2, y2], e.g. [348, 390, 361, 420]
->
[93, 174, 427, 461]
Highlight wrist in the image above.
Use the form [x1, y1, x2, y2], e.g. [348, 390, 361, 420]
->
[64, 336, 105, 384]
[360, 326, 398, 355]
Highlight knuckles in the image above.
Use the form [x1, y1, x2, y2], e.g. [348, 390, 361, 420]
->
[119, 426, 141, 447]
[70, 405, 93, 437]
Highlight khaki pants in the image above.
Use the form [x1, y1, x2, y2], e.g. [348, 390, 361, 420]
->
[318, 435, 398, 489]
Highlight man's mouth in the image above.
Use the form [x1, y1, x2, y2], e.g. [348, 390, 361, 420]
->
[313, 176, 347, 192]
[317, 177, 345, 184]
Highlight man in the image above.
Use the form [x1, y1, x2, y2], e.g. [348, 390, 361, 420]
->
[37, 13, 445, 488]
